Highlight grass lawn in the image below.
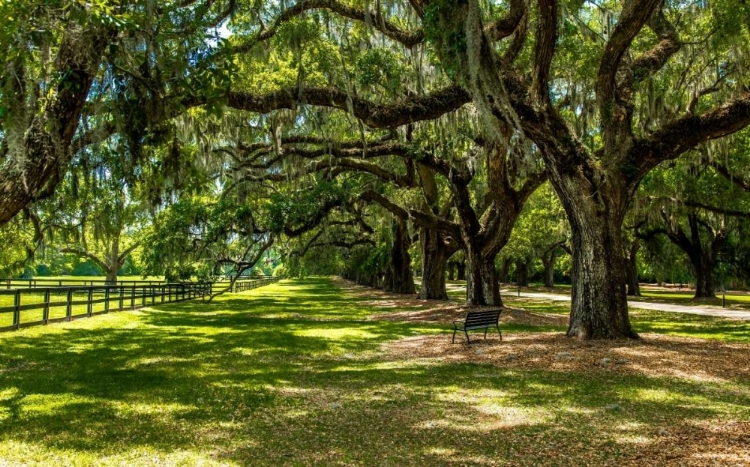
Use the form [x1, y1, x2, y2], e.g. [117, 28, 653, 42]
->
[0, 277, 748, 466]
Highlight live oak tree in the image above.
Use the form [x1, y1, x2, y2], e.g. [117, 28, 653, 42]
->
[411, 0, 750, 338]
[636, 150, 750, 298]
[52, 171, 147, 285]
[29, 135, 164, 285]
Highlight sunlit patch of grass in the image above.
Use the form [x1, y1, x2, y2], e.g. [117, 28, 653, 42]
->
[636, 290, 750, 308]
[628, 308, 750, 342]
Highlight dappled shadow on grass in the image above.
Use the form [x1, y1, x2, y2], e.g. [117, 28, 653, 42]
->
[0, 277, 747, 466]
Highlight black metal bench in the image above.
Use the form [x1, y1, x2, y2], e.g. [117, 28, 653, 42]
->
[452, 309, 502, 344]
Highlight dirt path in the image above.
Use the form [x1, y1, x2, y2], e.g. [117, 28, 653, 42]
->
[438, 281, 750, 320]
[515, 290, 750, 320]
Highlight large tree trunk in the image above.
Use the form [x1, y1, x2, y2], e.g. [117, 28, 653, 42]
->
[417, 228, 448, 300]
[547, 170, 638, 339]
[105, 242, 120, 285]
[498, 257, 511, 283]
[515, 258, 529, 287]
[691, 252, 717, 299]
[105, 268, 118, 286]
[626, 239, 641, 296]
[541, 251, 556, 288]
[563, 196, 637, 339]
[480, 259, 502, 306]
[465, 241, 502, 306]
[456, 261, 466, 281]
[465, 245, 485, 305]
[383, 218, 416, 294]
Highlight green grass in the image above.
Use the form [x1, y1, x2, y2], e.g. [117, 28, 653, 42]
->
[0, 277, 748, 466]
[633, 290, 750, 309]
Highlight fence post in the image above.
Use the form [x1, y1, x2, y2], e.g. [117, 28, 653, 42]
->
[13, 289, 21, 329]
[131, 286, 136, 309]
[119, 286, 124, 310]
[87, 288, 93, 316]
[43, 288, 51, 324]
[105, 287, 110, 313]
[151, 286, 155, 305]
[66, 289, 73, 321]
[142, 286, 147, 307]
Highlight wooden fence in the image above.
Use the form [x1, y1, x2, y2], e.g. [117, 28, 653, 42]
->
[231, 276, 281, 292]
[3, 278, 168, 289]
[0, 275, 283, 332]
[0, 282, 212, 332]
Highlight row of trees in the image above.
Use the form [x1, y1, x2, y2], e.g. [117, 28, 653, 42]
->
[2, 0, 750, 338]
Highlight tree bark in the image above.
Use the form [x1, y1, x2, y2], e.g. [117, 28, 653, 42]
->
[382, 218, 416, 294]
[465, 244, 485, 305]
[515, 258, 529, 287]
[693, 253, 717, 299]
[464, 240, 502, 306]
[456, 261, 466, 281]
[626, 239, 641, 296]
[498, 257, 511, 283]
[105, 268, 118, 285]
[480, 259, 502, 306]
[560, 188, 637, 339]
[416, 228, 449, 300]
[541, 250, 556, 288]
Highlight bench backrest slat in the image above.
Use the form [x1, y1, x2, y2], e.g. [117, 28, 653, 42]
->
[463, 310, 501, 326]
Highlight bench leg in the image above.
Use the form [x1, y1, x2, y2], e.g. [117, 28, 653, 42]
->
[452, 328, 457, 344]
[497, 324, 502, 341]
[484, 327, 488, 339]
[465, 330, 471, 344]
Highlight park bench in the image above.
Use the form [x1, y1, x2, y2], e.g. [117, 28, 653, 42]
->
[452, 309, 502, 344]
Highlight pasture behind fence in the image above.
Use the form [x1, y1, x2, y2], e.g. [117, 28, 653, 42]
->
[0, 282, 212, 332]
